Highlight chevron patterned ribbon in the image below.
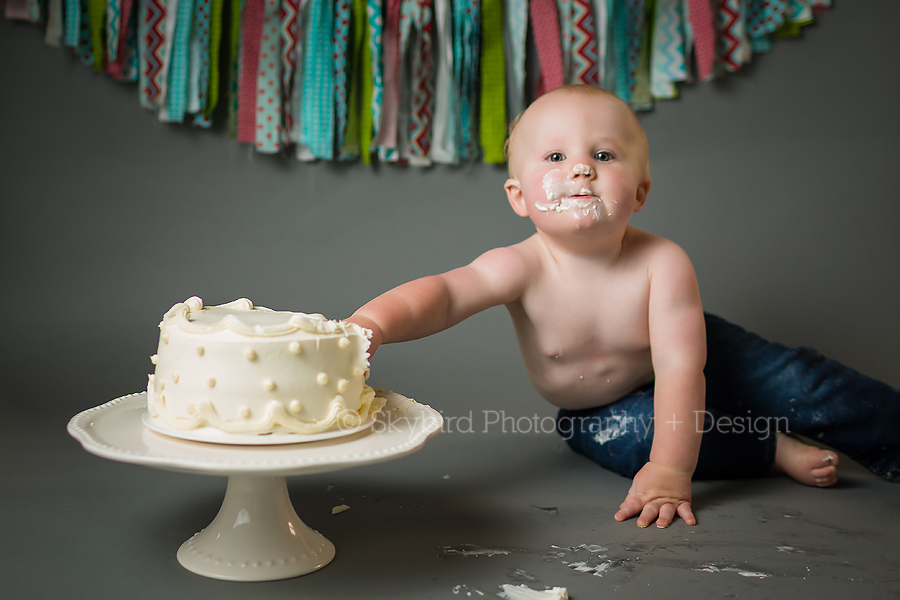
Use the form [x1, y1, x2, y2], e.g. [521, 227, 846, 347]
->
[401, 0, 436, 164]
[570, 0, 599, 85]
[717, 0, 749, 72]
[279, 0, 298, 145]
[138, 0, 164, 107]
[431, 0, 457, 163]
[12, 0, 831, 161]
[530, 0, 562, 98]
[650, 0, 686, 99]
[105, 0, 122, 71]
[480, 0, 505, 164]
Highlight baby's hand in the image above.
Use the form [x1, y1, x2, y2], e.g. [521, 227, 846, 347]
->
[614, 461, 696, 528]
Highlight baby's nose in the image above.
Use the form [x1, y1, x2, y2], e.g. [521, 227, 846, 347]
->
[568, 164, 594, 179]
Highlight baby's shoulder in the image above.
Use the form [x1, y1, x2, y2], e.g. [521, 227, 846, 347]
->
[625, 227, 693, 268]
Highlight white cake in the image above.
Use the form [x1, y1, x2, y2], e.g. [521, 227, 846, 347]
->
[146, 297, 384, 436]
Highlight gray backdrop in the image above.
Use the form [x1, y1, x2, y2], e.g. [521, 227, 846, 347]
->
[2, 1, 899, 433]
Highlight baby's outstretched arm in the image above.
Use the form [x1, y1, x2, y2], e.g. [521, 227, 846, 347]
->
[615, 242, 706, 528]
[348, 247, 529, 357]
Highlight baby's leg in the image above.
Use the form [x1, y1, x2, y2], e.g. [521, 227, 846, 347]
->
[704, 313, 900, 481]
[772, 432, 838, 487]
[557, 388, 777, 480]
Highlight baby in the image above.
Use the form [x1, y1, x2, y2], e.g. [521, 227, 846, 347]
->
[348, 85, 899, 528]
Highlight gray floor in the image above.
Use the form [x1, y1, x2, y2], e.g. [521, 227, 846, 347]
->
[3, 2, 900, 598]
[4, 405, 898, 599]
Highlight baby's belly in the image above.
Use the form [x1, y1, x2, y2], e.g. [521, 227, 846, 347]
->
[525, 354, 656, 410]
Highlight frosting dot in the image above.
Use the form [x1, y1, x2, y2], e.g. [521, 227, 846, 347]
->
[172, 373, 180, 383]
[338, 337, 351, 349]
[238, 406, 251, 419]
[159, 380, 166, 390]
[352, 366, 365, 377]
[244, 348, 258, 361]
[150, 354, 158, 365]
[196, 346, 205, 356]
[162, 332, 170, 344]
[187, 402, 197, 415]
[316, 372, 329, 386]
[337, 379, 350, 394]
[288, 400, 302, 414]
[289, 341, 302, 354]
[263, 378, 276, 391]
[207, 377, 216, 388]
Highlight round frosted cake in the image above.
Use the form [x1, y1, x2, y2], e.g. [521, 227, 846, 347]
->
[146, 297, 384, 436]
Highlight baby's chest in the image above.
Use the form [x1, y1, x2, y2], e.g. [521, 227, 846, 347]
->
[521, 275, 651, 352]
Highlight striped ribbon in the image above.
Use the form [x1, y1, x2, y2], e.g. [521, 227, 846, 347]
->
[45, 0, 63, 46]
[612, 0, 644, 105]
[64, 0, 79, 47]
[479, 0, 505, 164]
[592, 0, 609, 89]
[717, 0, 749, 72]
[227, 0, 242, 137]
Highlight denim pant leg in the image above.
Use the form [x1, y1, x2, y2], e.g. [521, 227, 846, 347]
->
[556, 385, 775, 479]
[704, 313, 900, 481]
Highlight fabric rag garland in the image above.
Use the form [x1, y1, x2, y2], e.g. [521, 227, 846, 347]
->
[8, 0, 833, 164]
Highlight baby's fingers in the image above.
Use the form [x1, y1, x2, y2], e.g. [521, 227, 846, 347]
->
[614, 495, 644, 522]
[676, 502, 697, 526]
[636, 503, 661, 528]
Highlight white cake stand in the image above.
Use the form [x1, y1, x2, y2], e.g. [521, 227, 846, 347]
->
[67, 390, 442, 581]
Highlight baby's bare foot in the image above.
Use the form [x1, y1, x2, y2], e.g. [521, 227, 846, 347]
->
[773, 432, 839, 487]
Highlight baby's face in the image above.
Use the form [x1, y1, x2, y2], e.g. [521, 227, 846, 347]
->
[505, 91, 650, 236]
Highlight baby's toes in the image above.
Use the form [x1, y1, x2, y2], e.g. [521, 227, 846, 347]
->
[811, 464, 838, 487]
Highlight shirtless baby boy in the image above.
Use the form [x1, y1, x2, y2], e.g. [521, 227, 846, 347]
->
[348, 85, 900, 528]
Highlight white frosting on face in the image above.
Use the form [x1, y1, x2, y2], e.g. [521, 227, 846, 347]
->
[535, 167, 609, 221]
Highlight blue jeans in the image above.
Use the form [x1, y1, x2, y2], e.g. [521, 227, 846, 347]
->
[556, 314, 900, 481]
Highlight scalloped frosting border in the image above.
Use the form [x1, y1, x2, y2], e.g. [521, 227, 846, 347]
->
[148, 384, 386, 435]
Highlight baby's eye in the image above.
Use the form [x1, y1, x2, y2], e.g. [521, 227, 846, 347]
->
[595, 151, 613, 162]
[547, 152, 566, 163]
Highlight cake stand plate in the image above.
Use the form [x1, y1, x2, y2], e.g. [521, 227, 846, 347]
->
[67, 390, 442, 581]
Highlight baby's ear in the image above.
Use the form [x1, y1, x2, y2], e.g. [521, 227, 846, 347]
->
[633, 178, 652, 212]
[505, 179, 529, 217]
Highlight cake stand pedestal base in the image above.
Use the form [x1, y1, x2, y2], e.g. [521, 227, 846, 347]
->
[176, 475, 334, 581]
